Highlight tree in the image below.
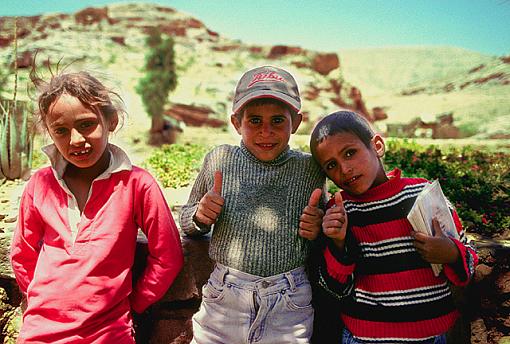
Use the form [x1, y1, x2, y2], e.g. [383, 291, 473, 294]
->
[136, 28, 178, 144]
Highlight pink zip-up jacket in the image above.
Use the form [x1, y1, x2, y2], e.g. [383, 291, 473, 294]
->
[10, 144, 184, 343]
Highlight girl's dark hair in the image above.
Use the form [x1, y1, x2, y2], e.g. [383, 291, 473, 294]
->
[310, 111, 375, 157]
[30, 64, 125, 127]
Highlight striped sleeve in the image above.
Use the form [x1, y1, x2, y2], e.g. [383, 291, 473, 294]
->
[443, 210, 478, 286]
[317, 238, 356, 300]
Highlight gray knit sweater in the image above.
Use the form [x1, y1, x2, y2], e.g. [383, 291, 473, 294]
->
[179, 142, 326, 277]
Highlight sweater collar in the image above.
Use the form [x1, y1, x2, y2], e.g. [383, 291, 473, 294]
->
[42, 143, 132, 181]
[239, 141, 293, 166]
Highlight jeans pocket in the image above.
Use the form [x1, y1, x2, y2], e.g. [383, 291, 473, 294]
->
[202, 278, 225, 303]
[283, 283, 313, 310]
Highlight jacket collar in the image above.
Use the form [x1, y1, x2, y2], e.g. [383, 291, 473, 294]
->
[41, 143, 132, 181]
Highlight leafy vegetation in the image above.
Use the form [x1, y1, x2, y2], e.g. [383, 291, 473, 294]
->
[144, 139, 508, 237]
[384, 139, 509, 237]
[143, 143, 209, 189]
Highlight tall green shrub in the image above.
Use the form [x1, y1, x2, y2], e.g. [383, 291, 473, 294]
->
[136, 29, 177, 137]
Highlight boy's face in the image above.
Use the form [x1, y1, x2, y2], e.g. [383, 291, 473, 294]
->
[231, 102, 301, 162]
[314, 132, 387, 196]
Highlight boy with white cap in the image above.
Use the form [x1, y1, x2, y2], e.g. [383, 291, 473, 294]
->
[180, 66, 326, 343]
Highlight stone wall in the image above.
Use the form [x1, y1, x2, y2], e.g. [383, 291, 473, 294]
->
[0, 234, 508, 343]
[137, 236, 510, 344]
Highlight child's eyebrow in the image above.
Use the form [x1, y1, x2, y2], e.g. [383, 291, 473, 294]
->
[48, 119, 65, 128]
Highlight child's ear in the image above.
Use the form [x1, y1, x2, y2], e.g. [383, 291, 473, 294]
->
[108, 113, 119, 132]
[371, 134, 385, 158]
[230, 114, 242, 134]
[291, 113, 302, 134]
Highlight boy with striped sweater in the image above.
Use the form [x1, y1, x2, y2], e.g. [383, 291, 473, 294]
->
[309, 111, 477, 343]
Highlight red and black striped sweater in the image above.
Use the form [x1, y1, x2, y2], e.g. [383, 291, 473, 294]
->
[318, 168, 478, 342]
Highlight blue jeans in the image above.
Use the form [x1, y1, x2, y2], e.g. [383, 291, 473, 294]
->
[342, 328, 447, 344]
[191, 263, 314, 344]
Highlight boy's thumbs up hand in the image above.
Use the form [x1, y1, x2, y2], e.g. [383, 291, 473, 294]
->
[322, 192, 348, 249]
[299, 188, 324, 240]
[195, 171, 225, 226]
[411, 218, 460, 264]
[213, 170, 222, 194]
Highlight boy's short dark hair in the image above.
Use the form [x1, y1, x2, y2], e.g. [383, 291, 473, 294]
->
[310, 111, 375, 157]
[232, 65, 301, 116]
[237, 97, 299, 120]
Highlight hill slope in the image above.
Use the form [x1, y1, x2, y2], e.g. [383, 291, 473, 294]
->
[0, 2, 508, 138]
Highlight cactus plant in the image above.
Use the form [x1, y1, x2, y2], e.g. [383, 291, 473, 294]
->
[0, 99, 33, 181]
[0, 16, 33, 182]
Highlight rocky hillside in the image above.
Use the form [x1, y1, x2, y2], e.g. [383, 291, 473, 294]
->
[339, 47, 510, 138]
[0, 3, 376, 132]
[0, 2, 508, 138]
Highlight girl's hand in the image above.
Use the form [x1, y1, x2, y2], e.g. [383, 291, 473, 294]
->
[322, 192, 348, 249]
[194, 171, 224, 226]
[412, 218, 460, 264]
[299, 188, 325, 240]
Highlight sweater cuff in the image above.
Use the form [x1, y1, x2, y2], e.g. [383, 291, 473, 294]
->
[179, 204, 211, 236]
[443, 238, 477, 286]
[324, 244, 355, 283]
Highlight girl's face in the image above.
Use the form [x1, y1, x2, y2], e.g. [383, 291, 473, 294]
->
[314, 132, 388, 196]
[45, 93, 118, 170]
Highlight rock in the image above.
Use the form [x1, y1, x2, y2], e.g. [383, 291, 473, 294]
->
[3, 216, 17, 224]
[0, 287, 21, 344]
[74, 7, 112, 26]
[475, 264, 494, 282]
[160, 256, 200, 302]
[211, 44, 240, 52]
[267, 45, 303, 59]
[14, 50, 33, 69]
[164, 103, 225, 128]
[149, 309, 194, 344]
[500, 316, 510, 329]
[311, 53, 339, 75]
[495, 272, 510, 294]
[372, 107, 388, 121]
[0, 236, 15, 279]
[0, 37, 12, 48]
[471, 318, 488, 343]
[110, 36, 126, 46]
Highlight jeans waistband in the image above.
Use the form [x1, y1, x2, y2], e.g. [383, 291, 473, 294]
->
[211, 263, 309, 295]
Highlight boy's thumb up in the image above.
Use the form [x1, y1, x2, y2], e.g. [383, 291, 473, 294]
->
[308, 188, 322, 208]
[213, 170, 222, 194]
[334, 191, 343, 208]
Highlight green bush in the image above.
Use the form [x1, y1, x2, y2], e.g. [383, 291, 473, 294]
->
[145, 140, 508, 237]
[143, 143, 209, 189]
[384, 139, 509, 237]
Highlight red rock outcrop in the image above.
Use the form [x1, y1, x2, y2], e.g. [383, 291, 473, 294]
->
[110, 36, 126, 46]
[164, 104, 226, 128]
[268, 45, 303, 59]
[311, 53, 339, 75]
[74, 7, 113, 26]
